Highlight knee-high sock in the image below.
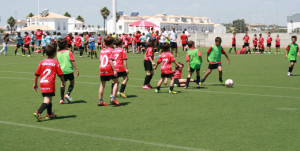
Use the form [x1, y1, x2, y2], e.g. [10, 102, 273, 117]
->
[60, 87, 65, 100]
[47, 103, 52, 115]
[37, 103, 48, 114]
[67, 85, 74, 95]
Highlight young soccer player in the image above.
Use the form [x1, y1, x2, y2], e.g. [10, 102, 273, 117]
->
[286, 36, 300, 76]
[98, 35, 120, 106]
[128, 34, 133, 52]
[23, 32, 32, 57]
[123, 37, 129, 53]
[33, 44, 65, 121]
[57, 39, 79, 104]
[200, 37, 230, 85]
[65, 33, 73, 52]
[267, 32, 273, 54]
[89, 33, 97, 59]
[153, 42, 182, 94]
[275, 34, 281, 54]
[259, 34, 264, 53]
[30, 31, 36, 53]
[181, 31, 188, 52]
[111, 38, 129, 98]
[14, 32, 24, 56]
[73, 32, 79, 53]
[97, 34, 102, 51]
[0, 33, 12, 56]
[79, 34, 85, 57]
[41, 34, 47, 56]
[253, 34, 258, 52]
[132, 34, 137, 53]
[229, 32, 236, 53]
[140, 33, 146, 53]
[243, 32, 251, 54]
[143, 41, 155, 89]
[35, 29, 43, 52]
[184, 41, 202, 89]
[172, 62, 196, 87]
[52, 32, 58, 50]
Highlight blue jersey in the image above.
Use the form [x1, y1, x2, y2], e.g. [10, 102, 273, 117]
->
[57, 35, 62, 39]
[88, 37, 95, 46]
[139, 36, 146, 42]
[52, 35, 57, 41]
[15, 36, 23, 44]
[45, 35, 52, 44]
[30, 34, 36, 42]
[41, 38, 47, 47]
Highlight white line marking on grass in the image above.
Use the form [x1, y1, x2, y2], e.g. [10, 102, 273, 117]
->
[0, 121, 208, 151]
[1, 76, 300, 99]
[1, 70, 300, 90]
[277, 108, 299, 111]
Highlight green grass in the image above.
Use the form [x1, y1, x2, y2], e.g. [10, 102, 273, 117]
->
[0, 46, 299, 151]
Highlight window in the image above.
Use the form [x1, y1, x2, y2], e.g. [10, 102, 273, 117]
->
[57, 22, 61, 30]
[63, 22, 66, 30]
[119, 26, 122, 30]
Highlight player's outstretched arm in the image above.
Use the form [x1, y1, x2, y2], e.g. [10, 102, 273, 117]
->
[174, 61, 183, 68]
[33, 75, 39, 91]
[71, 61, 79, 76]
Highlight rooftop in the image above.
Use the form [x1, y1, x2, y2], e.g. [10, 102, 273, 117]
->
[30, 12, 69, 19]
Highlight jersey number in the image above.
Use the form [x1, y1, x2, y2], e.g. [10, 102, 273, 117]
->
[162, 59, 169, 68]
[113, 54, 119, 65]
[100, 55, 109, 67]
[40, 69, 51, 83]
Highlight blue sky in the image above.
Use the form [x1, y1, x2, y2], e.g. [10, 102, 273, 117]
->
[0, 0, 299, 27]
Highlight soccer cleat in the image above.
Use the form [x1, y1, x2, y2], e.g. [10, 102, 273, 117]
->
[174, 84, 178, 87]
[142, 85, 151, 89]
[27, 55, 31, 57]
[22, 55, 26, 57]
[120, 92, 127, 98]
[59, 99, 64, 104]
[45, 113, 57, 120]
[154, 89, 160, 93]
[33, 111, 43, 122]
[64, 94, 72, 103]
[117, 91, 121, 96]
[110, 100, 120, 106]
[169, 90, 178, 94]
[288, 72, 293, 76]
[184, 86, 188, 89]
[197, 85, 201, 88]
[148, 84, 153, 89]
[220, 81, 225, 85]
[98, 101, 108, 106]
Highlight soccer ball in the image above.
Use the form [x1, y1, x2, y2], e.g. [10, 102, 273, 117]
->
[225, 79, 234, 87]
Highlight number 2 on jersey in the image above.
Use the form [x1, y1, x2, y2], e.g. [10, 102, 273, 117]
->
[40, 69, 51, 83]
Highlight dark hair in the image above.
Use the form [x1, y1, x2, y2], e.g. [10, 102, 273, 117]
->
[176, 62, 184, 69]
[31, 31, 34, 34]
[57, 32, 61, 35]
[17, 32, 20, 35]
[254, 34, 257, 36]
[25, 32, 28, 35]
[183, 31, 185, 34]
[53, 32, 56, 35]
[58, 39, 68, 50]
[45, 44, 56, 57]
[147, 41, 153, 47]
[104, 35, 115, 46]
[259, 34, 262, 36]
[162, 42, 170, 51]
[292, 36, 297, 40]
[268, 32, 271, 34]
[215, 37, 222, 43]
[46, 31, 50, 35]
[187, 41, 194, 48]
[142, 33, 145, 35]
[75, 32, 78, 35]
[115, 38, 123, 47]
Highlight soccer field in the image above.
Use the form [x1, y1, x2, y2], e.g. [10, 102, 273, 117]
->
[0, 46, 299, 151]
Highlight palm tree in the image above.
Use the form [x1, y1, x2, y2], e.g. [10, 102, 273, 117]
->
[116, 12, 120, 22]
[76, 15, 84, 22]
[100, 7, 110, 33]
[7, 16, 16, 34]
[64, 12, 71, 17]
[27, 13, 34, 18]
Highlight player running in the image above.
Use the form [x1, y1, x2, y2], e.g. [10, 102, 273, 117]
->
[229, 32, 236, 53]
[285, 36, 300, 76]
[57, 39, 79, 104]
[33, 44, 65, 121]
[153, 42, 182, 94]
[200, 37, 230, 85]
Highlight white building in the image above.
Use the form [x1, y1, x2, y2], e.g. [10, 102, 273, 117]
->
[287, 13, 300, 33]
[107, 14, 215, 34]
[214, 24, 226, 34]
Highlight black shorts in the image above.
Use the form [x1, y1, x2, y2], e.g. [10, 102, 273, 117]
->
[98, 43, 101, 45]
[244, 43, 249, 47]
[254, 45, 257, 47]
[144, 60, 153, 71]
[141, 42, 146, 47]
[68, 44, 72, 48]
[42, 46, 46, 51]
[182, 44, 187, 48]
[290, 60, 296, 63]
[232, 44, 236, 47]
[161, 73, 174, 78]
[170, 42, 177, 49]
[267, 43, 271, 47]
[24, 44, 30, 48]
[16, 43, 23, 48]
[117, 72, 127, 77]
[128, 43, 132, 47]
[174, 78, 180, 85]
[63, 74, 74, 81]
[31, 42, 35, 45]
[42, 93, 55, 97]
[100, 75, 117, 81]
[189, 67, 200, 73]
[208, 63, 222, 69]
[137, 42, 141, 46]
[276, 45, 280, 48]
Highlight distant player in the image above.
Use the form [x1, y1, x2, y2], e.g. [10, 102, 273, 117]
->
[275, 34, 281, 54]
[229, 32, 236, 53]
[181, 31, 188, 52]
[200, 37, 230, 85]
[79, 34, 85, 57]
[89, 33, 97, 59]
[123, 37, 129, 53]
[111, 38, 129, 98]
[243, 32, 251, 54]
[23, 32, 32, 57]
[128, 33, 132, 52]
[14, 32, 24, 56]
[41, 34, 47, 56]
[52, 32, 58, 50]
[285, 36, 300, 76]
[65, 33, 73, 52]
[98, 35, 120, 106]
[258, 34, 264, 53]
[143, 41, 155, 89]
[30, 31, 36, 53]
[153, 42, 182, 94]
[33, 44, 65, 121]
[266, 32, 273, 54]
[73, 32, 79, 53]
[253, 34, 258, 52]
[136, 31, 142, 53]
[35, 28, 43, 52]
[57, 39, 79, 104]
[184, 41, 202, 89]
[139, 33, 146, 53]
[132, 34, 137, 53]
[173, 62, 196, 87]
[97, 34, 102, 51]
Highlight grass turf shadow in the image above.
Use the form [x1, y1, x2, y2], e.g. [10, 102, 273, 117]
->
[112, 102, 131, 107]
[71, 100, 87, 104]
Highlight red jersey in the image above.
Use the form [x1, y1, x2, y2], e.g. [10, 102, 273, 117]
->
[73, 36, 78, 44]
[99, 47, 114, 76]
[76, 36, 82, 47]
[157, 52, 175, 74]
[112, 47, 127, 73]
[35, 30, 43, 40]
[123, 40, 128, 48]
[259, 37, 264, 44]
[65, 36, 73, 44]
[35, 59, 63, 93]
[275, 38, 280, 45]
[128, 36, 132, 44]
[144, 47, 154, 61]
[24, 36, 31, 45]
[232, 36, 236, 44]
[253, 37, 258, 45]
[132, 37, 137, 44]
[243, 35, 250, 43]
[136, 34, 142, 43]
[267, 36, 273, 44]
[155, 35, 160, 43]
[181, 34, 188, 44]
[97, 37, 102, 43]
[173, 70, 181, 79]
